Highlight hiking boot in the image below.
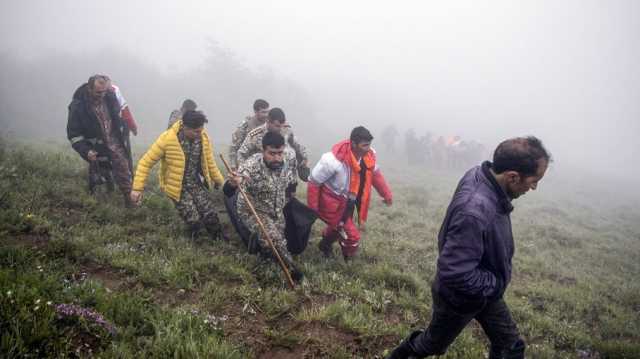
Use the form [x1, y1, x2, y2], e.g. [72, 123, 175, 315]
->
[208, 229, 229, 242]
[205, 222, 227, 242]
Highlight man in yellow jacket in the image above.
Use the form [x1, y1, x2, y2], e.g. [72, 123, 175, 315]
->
[130, 110, 226, 240]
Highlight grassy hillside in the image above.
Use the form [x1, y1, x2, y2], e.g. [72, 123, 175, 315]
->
[1, 140, 639, 358]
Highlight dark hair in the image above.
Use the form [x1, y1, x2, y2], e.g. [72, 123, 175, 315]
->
[350, 126, 374, 144]
[182, 110, 208, 128]
[87, 74, 110, 89]
[253, 99, 269, 112]
[262, 131, 285, 149]
[493, 136, 551, 177]
[268, 108, 286, 123]
[182, 99, 197, 112]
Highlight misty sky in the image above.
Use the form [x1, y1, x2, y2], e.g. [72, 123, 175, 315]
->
[1, 0, 639, 177]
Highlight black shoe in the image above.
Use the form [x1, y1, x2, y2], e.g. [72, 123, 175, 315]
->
[387, 330, 423, 359]
[209, 230, 229, 242]
[318, 237, 334, 257]
[291, 266, 305, 283]
[489, 339, 525, 359]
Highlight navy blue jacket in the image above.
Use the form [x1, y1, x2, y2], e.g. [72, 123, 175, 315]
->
[434, 161, 514, 313]
[66, 83, 129, 162]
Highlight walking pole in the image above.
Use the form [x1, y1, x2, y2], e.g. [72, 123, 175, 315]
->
[219, 154, 295, 289]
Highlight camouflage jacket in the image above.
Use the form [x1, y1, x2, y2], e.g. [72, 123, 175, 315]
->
[229, 116, 265, 168]
[237, 153, 297, 221]
[236, 123, 308, 169]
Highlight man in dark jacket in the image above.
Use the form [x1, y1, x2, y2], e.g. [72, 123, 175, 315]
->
[67, 75, 133, 206]
[387, 136, 551, 359]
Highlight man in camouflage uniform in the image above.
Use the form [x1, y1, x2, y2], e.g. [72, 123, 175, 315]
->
[228, 99, 270, 169]
[237, 107, 310, 181]
[168, 99, 198, 129]
[224, 131, 304, 282]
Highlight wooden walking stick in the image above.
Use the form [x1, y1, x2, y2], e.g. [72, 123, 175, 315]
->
[219, 154, 296, 289]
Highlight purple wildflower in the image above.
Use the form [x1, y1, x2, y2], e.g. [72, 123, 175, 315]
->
[55, 303, 117, 336]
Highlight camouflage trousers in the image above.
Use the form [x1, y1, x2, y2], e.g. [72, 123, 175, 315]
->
[89, 145, 132, 195]
[238, 210, 295, 269]
[174, 184, 222, 239]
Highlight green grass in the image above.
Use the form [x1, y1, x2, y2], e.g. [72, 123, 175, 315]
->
[1, 140, 639, 358]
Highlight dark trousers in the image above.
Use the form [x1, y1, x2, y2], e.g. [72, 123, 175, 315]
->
[88, 160, 114, 194]
[88, 149, 132, 195]
[407, 287, 523, 358]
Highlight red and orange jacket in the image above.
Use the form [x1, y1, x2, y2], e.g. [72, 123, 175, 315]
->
[307, 140, 392, 227]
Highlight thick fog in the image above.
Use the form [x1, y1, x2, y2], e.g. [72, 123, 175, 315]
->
[1, 1, 639, 190]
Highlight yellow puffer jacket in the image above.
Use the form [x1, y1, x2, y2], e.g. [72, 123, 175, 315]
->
[132, 121, 225, 201]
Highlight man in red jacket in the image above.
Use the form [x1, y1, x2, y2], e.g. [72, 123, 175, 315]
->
[307, 126, 393, 260]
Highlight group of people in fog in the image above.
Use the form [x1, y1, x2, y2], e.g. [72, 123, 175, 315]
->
[66, 75, 551, 358]
[381, 124, 487, 171]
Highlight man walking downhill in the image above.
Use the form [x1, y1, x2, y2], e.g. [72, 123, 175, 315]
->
[387, 136, 551, 359]
[66, 74, 134, 207]
[307, 126, 393, 261]
[237, 107, 310, 181]
[130, 110, 227, 241]
[224, 131, 304, 282]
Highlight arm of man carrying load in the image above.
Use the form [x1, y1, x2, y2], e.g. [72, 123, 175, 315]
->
[202, 132, 225, 188]
[66, 100, 94, 161]
[129, 133, 168, 204]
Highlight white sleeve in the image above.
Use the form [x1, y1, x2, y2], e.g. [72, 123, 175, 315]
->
[111, 84, 127, 110]
[309, 152, 338, 185]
